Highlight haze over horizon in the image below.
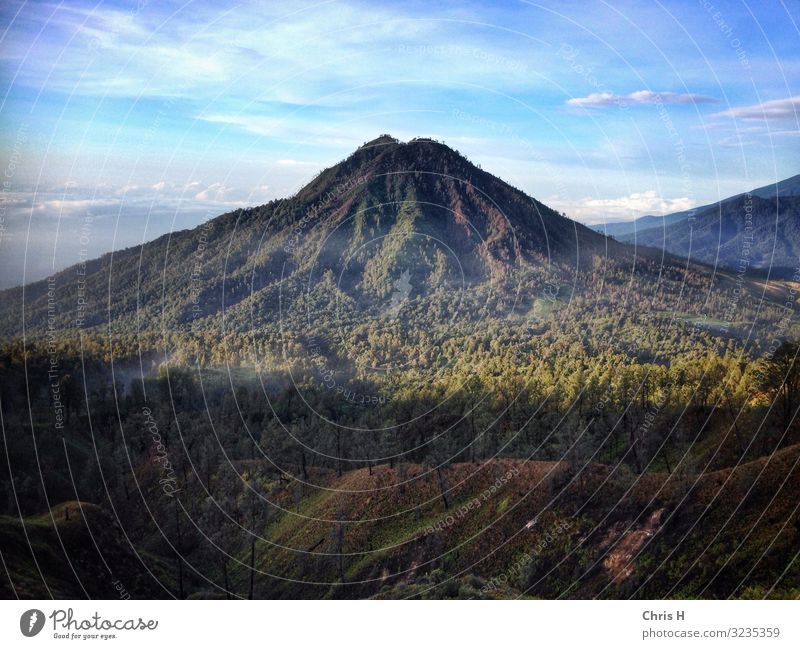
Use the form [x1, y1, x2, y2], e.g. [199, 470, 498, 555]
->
[0, 0, 798, 287]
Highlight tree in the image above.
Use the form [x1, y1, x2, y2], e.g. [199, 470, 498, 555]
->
[59, 374, 80, 425]
[758, 341, 800, 442]
[239, 471, 272, 599]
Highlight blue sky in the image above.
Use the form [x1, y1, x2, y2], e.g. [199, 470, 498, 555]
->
[1, 0, 798, 287]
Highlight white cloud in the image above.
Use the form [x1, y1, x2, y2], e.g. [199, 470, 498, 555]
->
[34, 198, 121, 214]
[567, 90, 716, 108]
[6, 1, 532, 102]
[200, 114, 273, 134]
[194, 182, 235, 201]
[275, 159, 318, 167]
[550, 191, 697, 224]
[713, 95, 800, 122]
[0, 178, 289, 288]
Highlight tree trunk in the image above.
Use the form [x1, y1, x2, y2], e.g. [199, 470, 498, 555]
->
[336, 433, 342, 477]
[175, 500, 184, 599]
[661, 448, 672, 475]
[629, 427, 642, 474]
[436, 466, 450, 510]
[299, 448, 308, 480]
[249, 539, 255, 599]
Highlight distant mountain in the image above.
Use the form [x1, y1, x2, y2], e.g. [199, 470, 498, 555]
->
[594, 174, 800, 239]
[618, 192, 800, 275]
[594, 206, 698, 238]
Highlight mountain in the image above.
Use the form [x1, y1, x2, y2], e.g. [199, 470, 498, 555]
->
[0, 135, 616, 338]
[619, 193, 800, 275]
[594, 174, 800, 239]
[593, 206, 697, 238]
[1, 134, 787, 376]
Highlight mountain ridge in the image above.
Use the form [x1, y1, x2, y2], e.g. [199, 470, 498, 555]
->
[619, 193, 800, 275]
[594, 174, 800, 239]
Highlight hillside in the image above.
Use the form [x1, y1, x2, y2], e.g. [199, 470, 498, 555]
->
[619, 194, 800, 275]
[253, 445, 800, 599]
[4, 445, 798, 599]
[750, 174, 800, 200]
[0, 502, 172, 598]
